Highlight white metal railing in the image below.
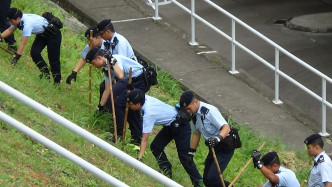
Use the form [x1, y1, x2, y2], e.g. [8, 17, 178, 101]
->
[151, 0, 332, 136]
[0, 111, 128, 186]
[0, 81, 182, 187]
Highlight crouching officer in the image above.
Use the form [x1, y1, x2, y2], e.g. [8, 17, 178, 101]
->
[127, 89, 204, 186]
[180, 90, 238, 187]
[0, 8, 62, 84]
[304, 134, 332, 187]
[86, 47, 149, 144]
[251, 151, 300, 186]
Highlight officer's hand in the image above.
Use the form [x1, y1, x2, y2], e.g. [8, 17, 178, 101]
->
[110, 58, 117, 66]
[11, 52, 21, 65]
[94, 104, 107, 117]
[251, 150, 263, 169]
[206, 135, 223, 148]
[0, 35, 3, 42]
[188, 148, 196, 161]
[66, 71, 77, 84]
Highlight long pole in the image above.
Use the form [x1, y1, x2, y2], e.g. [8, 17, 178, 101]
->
[228, 142, 266, 187]
[300, 180, 307, 187]
[107, 59, 117, 142]
[211, 147, 226, 187]
[122, 67, 132, 149]
[88, 30, 93, 109]
[0, 45, 14, 55]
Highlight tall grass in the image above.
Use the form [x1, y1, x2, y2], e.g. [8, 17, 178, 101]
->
[0, 0, 313, 186]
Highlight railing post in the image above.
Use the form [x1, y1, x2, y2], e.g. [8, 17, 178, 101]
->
[273, 48, 283, 104]
[153, 0, 162, 20]
[189, 0, 198, 45]
[229, 19, 239, 74]
[320, 78, 329, 136]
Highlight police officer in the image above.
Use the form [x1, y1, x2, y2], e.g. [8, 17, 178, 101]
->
[251, 151, 300, 187]
[66, 26, 105, 84]
[0, 8, 62, 84]
[127, 89, 204, 187]
[0, 0, 16, 52]
[86, 47, 149, 144]
[179, 90, 234, 187]
[304, 134, 332, 187]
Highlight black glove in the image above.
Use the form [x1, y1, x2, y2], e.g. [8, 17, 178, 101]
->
[127, 83, 134, 91]
[0, 35, 3, 42]
[110, 58, 117, 66]
[94, 104, 107, 117]
[66, 71, 77, 84]
[251, 150, 263, 169]
[11, 52, 21, 65]
[188, 148, 196, 161]
[206, 135, 223, 148]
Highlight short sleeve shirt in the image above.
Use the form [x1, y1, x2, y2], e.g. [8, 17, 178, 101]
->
[141, 95, 178, 133]
[107, 32, 137, 61]
[191, 101, 227, 140]
[262, 166, 300, 187]
[11, 14, 48, 37]
[308, 151, 332, 187]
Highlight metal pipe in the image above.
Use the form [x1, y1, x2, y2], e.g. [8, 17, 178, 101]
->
[273, 48, 282, 104]
[0, 81, 182, 187]
[189, 0, 198, 45]
[0, 111, 128, 187]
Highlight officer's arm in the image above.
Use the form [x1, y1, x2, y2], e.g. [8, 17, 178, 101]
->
[219, 124, 231, 139]
[0, 27, 15, 39]
[259, 166, 279, 184]
[113, 64, 124, 79]
[138, 133, 150, 159]
[190, 132, 201, 149]
[325, 182, 332, 187]
[73, 58, 87, 72]
[17, 36, 29, 55]
[99, 81, 110, 106]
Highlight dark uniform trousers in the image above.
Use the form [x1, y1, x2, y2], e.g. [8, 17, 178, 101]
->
[203, 144, 234, 187]
[150, 123, 203, 185]
[100, 73, 150, 141]
[0, 0, 15, 45]
[31, 28, 62, 83]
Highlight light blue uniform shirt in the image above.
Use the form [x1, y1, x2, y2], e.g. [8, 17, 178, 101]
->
[11, 14, 48, 37]
[81, 40, 106, 59]
[141, 95, 177, 133]
[104, 54, 143, 83]
[191, 101, 228, 140]
[263, 166, 300, 187]
[308, 151, 332, 187]
[107, 32, 137, 61]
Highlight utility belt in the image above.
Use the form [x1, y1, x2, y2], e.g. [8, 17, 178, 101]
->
[170, 119, 188, 128]
[131, 73, 145, 82]
[42, 23, 60, 36]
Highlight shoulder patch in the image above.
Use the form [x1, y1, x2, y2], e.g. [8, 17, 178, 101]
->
[200, 106, 209, 121]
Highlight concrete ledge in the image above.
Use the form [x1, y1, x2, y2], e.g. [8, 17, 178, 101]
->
[286, 12, 332, 33]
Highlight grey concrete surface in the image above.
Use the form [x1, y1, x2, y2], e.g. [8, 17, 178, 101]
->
[53, 0, 332, 153]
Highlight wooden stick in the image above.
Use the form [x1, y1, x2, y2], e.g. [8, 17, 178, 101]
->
[300, 180, 307, 187]
[107, 59, 117, 142]
[0, 45, 14, 55]
[228, 142, 266, 187]
[122, 67, 132, 149]
[88, 30, 93, 109]
[211, 147, 226, 187]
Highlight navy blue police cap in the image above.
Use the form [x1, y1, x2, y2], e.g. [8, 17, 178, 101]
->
[85, 47, 101, 63]
[180, 91, 194, 107]
[84, 26, 99, 38]
[304, 134, 322, 145]
[261, 151, 278, 166]
[97, 19, 112, 32]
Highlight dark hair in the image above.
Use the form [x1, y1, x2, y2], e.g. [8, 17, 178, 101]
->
[84, 26, 99, 39]
[7, 8, 22, 20]
[97, 19, 115, 33]
[85, 47, 104, 63]
[261, 151, 280, 166]
[127, 89, 145, 106]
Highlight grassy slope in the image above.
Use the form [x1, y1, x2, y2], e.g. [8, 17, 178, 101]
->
[0, 0, 312, 186]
